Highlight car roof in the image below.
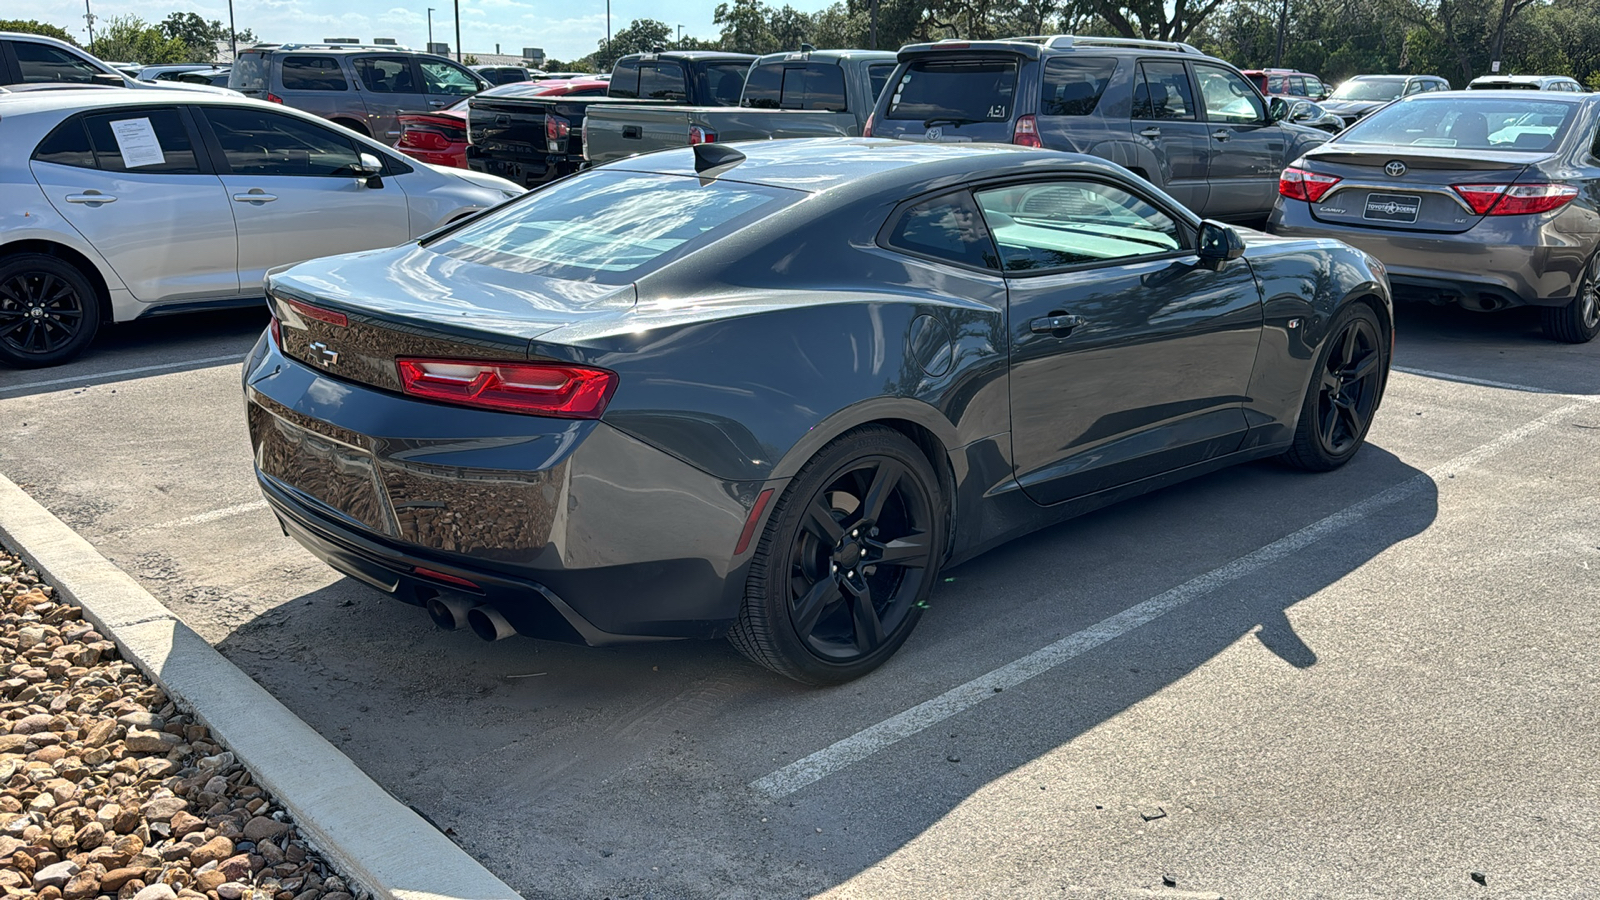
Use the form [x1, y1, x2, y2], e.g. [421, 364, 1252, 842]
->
[751, 49, 898, 65]
[618, 51, 758, 61]
[1411, 89, 1586, 101]
[605, 137, 1132, 195]
[0, 86, 327, 116]
[1470, 74, 1575, 82]
[896, 34, 1218, 64]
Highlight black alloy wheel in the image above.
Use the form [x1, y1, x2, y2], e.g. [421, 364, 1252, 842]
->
[731, 426, 945, 684]
[0, 254, 101, 369]
[1541, 252, 1600, 344]
[1282, 303, 1388, 471]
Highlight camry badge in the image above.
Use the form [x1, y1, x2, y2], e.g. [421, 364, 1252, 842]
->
[1385, 160, 1407, 177]
[308, 341, 339, 367]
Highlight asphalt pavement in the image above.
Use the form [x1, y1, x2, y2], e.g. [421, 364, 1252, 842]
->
[1, 302, 1596, 899]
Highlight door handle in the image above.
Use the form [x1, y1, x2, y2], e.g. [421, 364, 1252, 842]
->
[428, 99, 447, 107]
[232, 191, 278, 203]
[65, 192, 116, 204]
[1029, 314, 1085, 335]
[1211, 129, 1231, 141]
[1139, 127, 1161, 138]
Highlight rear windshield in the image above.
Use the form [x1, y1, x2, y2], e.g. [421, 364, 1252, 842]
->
[429, 170, 799, 282]
[1468, 81, 1542, 90]
[701, 62, 751, 106]
[1342, 97, 1576, 151]
[231, 52, 269, 92]
[1329, 79, 1405, 102]
[886, 58, 1019, 122]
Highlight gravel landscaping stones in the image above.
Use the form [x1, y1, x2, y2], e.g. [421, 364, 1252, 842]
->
[0, 548, 366, 900]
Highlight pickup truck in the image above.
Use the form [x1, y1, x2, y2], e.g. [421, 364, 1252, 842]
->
[582, 49, 897, 167]
[466, 50, 755, 187]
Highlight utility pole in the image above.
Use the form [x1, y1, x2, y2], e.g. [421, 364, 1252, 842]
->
[870, 0, 878, 50]
[427, 8, 434, 49]
[453, 0, 461, 62]
[228, 0, 237, 60]
[84, 0, 96, 47]
[677, 23, 683, 48]
[606, 0, 611, 63]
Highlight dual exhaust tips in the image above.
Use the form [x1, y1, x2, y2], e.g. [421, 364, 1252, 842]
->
[426, 594, 515, 642]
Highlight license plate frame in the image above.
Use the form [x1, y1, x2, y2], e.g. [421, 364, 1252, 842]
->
[1363, 192, 1423, 224]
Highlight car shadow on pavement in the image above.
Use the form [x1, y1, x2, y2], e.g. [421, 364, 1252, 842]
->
[211, 442, 1436, 899]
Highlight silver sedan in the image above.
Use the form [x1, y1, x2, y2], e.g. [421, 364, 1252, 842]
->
[0, 89, 523, 367]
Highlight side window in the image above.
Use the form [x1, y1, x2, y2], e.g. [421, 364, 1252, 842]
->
[420, 60, 480, 95]
[608, 60, 641, 98]
[639, 63, 687, 102]
[741, 63, 781, 108]
[702, 62, 749, 106]
[1268, 75, 1287, 94]
[203, 107, 363, 176]
[354, 57, 415, 93]
[883, 191, 999, 271]
[280, 56, 348, 91]
[974, 180, 1182, 272]
[774, 65, 847, 111]
[1133, 61, 1196, 121]
[14, 41, 105, 84]
[868, 63, 895, 103]
[1040, 57, 1116, 116]
[1288, 76, 1307, 96]
[81, 109, 202, 175]
[1195, 64, 1265, 124]
[32, 118, 97, 169]
[1404, 80, 1425, 95]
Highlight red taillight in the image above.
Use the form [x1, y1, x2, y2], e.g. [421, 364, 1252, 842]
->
[399, 125, 457, 151]
[396, 358, 618, 419]
[861, 112, 875, 137]
[265, 92, 284, 104]
[545, 114, 571, 152]
[1278, 166, 1342, 203]
[1012, 114, 1042, 148]
[282, 297, 347, 327]
[1455, 182, 1579, 216]
[413, 566, 481, 592]
[269, 315, 281, 347]
[688, 124, 716, 145]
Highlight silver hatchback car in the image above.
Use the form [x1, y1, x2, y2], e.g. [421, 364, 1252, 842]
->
[1, 90, 522, 367]
[1269, 91, 1600, 343]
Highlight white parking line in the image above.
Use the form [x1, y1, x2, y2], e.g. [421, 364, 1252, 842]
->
[126, 500, 270, 535]
[751, 394, 1600, 800]
[0, 354, 244, 396]
[1392, 365, 1588, 397]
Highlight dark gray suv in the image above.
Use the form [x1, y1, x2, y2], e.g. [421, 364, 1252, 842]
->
[864, 35, 1329, 222]
[229, 43, 488, 142]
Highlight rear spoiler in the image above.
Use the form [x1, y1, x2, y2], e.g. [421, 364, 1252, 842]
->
[897, 40, 1043, 63]
[1305, 144, 1558, 169]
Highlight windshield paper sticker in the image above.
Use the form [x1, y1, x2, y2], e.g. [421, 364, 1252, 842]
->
[109, 118, 166, 168]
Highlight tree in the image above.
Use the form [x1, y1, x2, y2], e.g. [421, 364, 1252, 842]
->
[464, 53, 479, 65]
[593, 18, 673, 71]
[1063, 0, 1229, 41]
[89, 15, 191, 64]
[157, 12, 256, 62]
[0, 20, 78, 45]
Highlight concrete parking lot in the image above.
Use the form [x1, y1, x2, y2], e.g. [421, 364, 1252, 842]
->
[1, 303, 1596, 899]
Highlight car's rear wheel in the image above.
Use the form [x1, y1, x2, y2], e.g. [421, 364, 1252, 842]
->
[730, 426, 945, 685]
[1541, 253, 1600, 344]
[0, 254, 101, 369]
[1281, 303, 1387, 471]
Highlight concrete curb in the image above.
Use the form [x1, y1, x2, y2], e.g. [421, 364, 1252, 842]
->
[0, 473, 523, 900]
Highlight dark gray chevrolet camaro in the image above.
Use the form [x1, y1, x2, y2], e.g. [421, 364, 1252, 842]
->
[243, 138, 1393, 684]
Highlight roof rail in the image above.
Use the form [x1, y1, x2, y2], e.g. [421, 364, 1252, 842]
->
[264, 42, 417, 52]
[1011, 34, 1204, 55]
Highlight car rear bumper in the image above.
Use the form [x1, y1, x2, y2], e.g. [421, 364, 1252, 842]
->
[1268, 200, 1591, 309]
[243, 336, 764, 641]
[465, 145, 575, 187]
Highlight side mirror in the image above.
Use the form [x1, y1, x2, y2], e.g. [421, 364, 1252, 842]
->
[1267, 96, 1290, 123]
[92, 72, 127, 86]
[354, 152, 384, 188]
[1198, 220, 1247, 265]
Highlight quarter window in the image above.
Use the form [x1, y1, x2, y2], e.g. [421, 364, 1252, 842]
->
[280, 56, 348, 91]
[884, 191, 999, 271]
[83, 109, 202, 175]
[354, 57, 415, 93]
[32, 119, 96, 169]
[203, 107, 363, 176]
[13, 41, 105, 84]
[974, 181, 1181, 272]
[1040, 57, 1116, 116]
[1132, 61, 1196, 121]
[1195, 64, 1265, 124]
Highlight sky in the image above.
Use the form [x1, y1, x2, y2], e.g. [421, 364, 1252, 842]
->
[30, 0, 833, 63]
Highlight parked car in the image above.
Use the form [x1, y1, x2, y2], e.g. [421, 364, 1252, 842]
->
[1320, 75, 1453, 128]
[1242, 67, 1328, 99]
[1, 32, 233, 95]
[135, 64, 226, 83]
[228, 43, 490, 142]
[523, 77, 610, 97]
[472, 65, 529, 85]
[1467, 74, 1583, 92]
[862, 35, 1329, 223]
[397, 80, 612, 168]
[244, 137, 1392, 684]
[0, 89, 522, 368]
[466, 50, 756, 187]
[160, 67, 232, 88]
[1272, 96, 1343, 133]
[583, 49, 896, 167]
[1269, 91, 1600, 342]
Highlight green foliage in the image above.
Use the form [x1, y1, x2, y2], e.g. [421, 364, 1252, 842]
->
[464, 53, 479, 65]
[0, 20, 78, 45]
[89, 15, 192, 65]
[593, 18, 673, 71]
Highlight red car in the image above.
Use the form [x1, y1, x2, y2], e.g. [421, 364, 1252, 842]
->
[395, 79, 610, 169]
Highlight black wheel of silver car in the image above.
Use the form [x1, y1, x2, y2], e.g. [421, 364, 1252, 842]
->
[1541, 253, 1600, 344]
[731, 426, 945, 685]
[0, 254, 101, 369]
[1281, 303, 1388, 472]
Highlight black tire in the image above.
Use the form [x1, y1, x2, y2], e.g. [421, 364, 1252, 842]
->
[1540, 253, 1600, 344]
[730, 426, 946, 685]
[1280, 303, 1388, 472]
[0, 254, 101, 369]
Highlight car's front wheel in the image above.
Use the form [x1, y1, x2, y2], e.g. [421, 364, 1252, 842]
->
[1281, 303, 1388, 471]
[730, 426, 946, 685]
[0, 254, 101, 369]
[1541, 253, 1600, 344]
